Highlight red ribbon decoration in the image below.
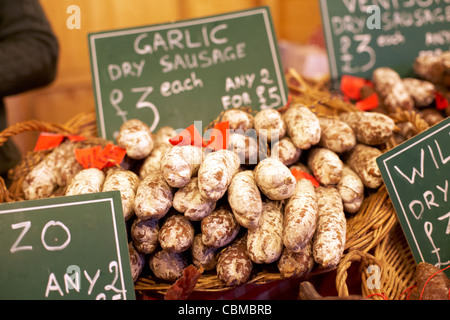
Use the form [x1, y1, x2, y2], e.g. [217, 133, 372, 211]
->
[355, 92, 379, 111]
[203, 121, 230, 151]
[340, 75, 379, 111]
[34, 133, 87, 151]
[290, 168, 320, 187]
[75, 143, 126, 170]
[75, 145, 102, 169]
[33, 133, 65, 151]
[435, 91, 449, 110]
[340, 75, 367, 100]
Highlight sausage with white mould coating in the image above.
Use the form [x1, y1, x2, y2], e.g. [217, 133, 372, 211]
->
[201, 206, 240, 249]
[191, 234, 218, 271]
[346, 144, 383, 189]
[402, 78, 436, 108]
[173, 177, 216, 221]
[153, 125, 177, 147]
[247, 200, 283, 264]
[139, 124, 175, 179]
[277, 242, 315, 278]
[139, 144, 172, 179]
[254, 157, 296, 200]
[131, 218, 159, 255]
[372, 67, 414, 112]
[227, 132, 259, 165]
[254, 108, 286, 143]
[282, 104, 321, 150]
[197, 149, 240, 202]
[216, 235, 253, 286]
[128, 242, 145, 282]
[149, 249, 188, 282]
[270, 137, 302, 166]
[307, 148, 343, 185]
[65, 168, 105, 196]
[220, 108, 254, 131]
[337, 165, 364, 214]
[102, 168, 140, 220]
[23, 141, 78, 200]
[160, 145, 203, 188]
[228, 170, 262, 229]
[116, 119, 154, 160]
[339, 112, 395, 146]
[312, 186, 346, 269]
[318, 117, 356, 153]
[283, 178, 318, 252]
[134, 170, 173, 220]
[158, 213, 195, 253]
[56, 155, 83, 189]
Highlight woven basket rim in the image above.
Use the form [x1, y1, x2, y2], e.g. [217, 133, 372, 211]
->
[0, 112, 97, 148]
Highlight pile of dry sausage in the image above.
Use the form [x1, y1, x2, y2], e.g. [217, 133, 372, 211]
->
[20, 52, 450, 288]
[21, 103, 396, 287]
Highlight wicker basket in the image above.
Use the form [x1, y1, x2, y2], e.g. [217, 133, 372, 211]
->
[0, 112, 98, 202]
[0, 72, 421, 300]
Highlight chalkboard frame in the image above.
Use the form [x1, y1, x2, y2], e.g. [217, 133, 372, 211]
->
[89, 6, 288, 141]
[377, 117, 450, 276]
[0, 191, 136, 300]
[319, 0, 450, 85]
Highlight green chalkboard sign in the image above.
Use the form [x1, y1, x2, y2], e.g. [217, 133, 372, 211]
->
[319, 0, 450, 84]
[0, 191, 136, 300]
[377, 117, 450, 276]
[89, 6, 287, 141]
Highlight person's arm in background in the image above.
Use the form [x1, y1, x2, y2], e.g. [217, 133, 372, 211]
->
[0, 0, 59, 97]
[0, 0, 59, 181]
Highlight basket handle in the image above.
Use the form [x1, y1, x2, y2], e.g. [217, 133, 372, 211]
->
[0, 120, 74, 148]
[299, 281, 368, 300]
[336, 250, 384, 299]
